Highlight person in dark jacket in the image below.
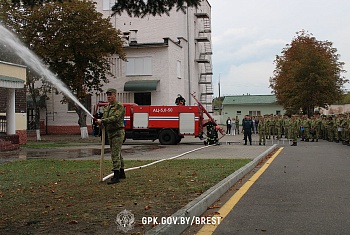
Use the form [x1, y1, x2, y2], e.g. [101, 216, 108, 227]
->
[242, 115, 254, 145]
[203, 122, 219, 145]
[226, 117, 232, 135]
[175, 94, 186, 105]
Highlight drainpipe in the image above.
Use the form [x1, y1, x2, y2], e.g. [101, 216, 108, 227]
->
[187, 6, 191, 105]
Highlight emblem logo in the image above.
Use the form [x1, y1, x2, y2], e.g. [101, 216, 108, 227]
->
[115, 209, 135, 233]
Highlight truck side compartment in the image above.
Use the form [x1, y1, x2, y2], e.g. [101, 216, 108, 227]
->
[92, 101, 217, 145]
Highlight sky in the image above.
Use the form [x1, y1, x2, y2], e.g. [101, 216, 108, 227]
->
[210, 0, 350, 97]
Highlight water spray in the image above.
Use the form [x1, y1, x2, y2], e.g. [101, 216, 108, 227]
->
[0, 23, 94, 119]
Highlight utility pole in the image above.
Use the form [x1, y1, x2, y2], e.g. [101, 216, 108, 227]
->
[218, 73, 221, 115]
[218, 74, 221, 99]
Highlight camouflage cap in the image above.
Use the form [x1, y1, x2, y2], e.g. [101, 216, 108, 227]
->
[106, 88, 117, 94]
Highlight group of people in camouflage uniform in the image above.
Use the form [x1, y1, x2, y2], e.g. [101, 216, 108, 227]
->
[255, 114, 350, 147]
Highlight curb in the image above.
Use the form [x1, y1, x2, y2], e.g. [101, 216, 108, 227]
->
[145, 144, 278, 235]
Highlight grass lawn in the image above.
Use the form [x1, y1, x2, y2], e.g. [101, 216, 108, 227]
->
[0, 158, 250, 234]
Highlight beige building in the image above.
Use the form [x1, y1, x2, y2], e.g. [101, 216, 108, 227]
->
[222, 95, 286, 124]
[41, 1, 214, 135]
[319, 104, 350, 115]
[0, 61, 27, 149]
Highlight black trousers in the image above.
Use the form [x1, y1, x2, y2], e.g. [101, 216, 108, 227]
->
[244, 130, 252, 144]
[226, 125, 231, 134]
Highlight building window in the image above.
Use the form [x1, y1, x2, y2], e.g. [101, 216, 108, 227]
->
[108, 57, 117, 77]
[249, 111, 261, 116]
[237, 111, 241, 115]
[103, 0, 113, 10]
[67, 101, 75, 112]
[276, 110, 281, 115]
[177, 60, 181, 79]
[126, 57, 152, 76]
[134, 92, 151, 105]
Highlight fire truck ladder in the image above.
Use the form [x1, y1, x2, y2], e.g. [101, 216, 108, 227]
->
[191, 92, 226, 136]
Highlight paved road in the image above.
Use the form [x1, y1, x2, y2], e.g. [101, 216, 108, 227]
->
[209, 139, 350, 235]
[0, 133, 276, 163]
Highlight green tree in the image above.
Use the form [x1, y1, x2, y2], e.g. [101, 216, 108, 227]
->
[9, 0, 202, 17]
[9, 0, 63, 8]
[111, 0, 202, 17]
[1, 0, 125, 138]
[212, 96, 223, 114]
[269, 30, 348, 116]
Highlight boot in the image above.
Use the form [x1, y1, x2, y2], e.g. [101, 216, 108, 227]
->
[291, 142, 297, 146]
[119, 168, 126, 179]
[107, 170, 120, 185]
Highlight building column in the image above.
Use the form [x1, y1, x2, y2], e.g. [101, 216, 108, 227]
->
[7, 88, 16, 135]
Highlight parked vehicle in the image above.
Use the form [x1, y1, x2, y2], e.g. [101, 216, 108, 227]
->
[92, 97, 222, 145]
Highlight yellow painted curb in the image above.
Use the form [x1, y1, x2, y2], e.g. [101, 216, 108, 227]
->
[196, 147, 284, 234]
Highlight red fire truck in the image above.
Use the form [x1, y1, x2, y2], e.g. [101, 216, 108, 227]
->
[92, 96, 222, 145]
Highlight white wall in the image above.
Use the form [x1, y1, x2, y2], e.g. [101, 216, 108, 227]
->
[42, 1, 212, 130]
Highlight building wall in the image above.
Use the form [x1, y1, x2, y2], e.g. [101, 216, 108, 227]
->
[0, 62, 26, 81]
[0, 61, 27, 143]
[40, 1, 212, 134]
[222, 104, 286, 123]
[0, 88, 26, 114]
[95, 0, 210, 105]
[319, 104, 350, 115]
[97, 2, 187, 44]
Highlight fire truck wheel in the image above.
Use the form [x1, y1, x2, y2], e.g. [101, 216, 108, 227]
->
[159, 129, 177, 145]
[176, 136, 182, 144]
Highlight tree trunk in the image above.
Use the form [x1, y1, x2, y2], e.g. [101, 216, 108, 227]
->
[77, 106, 89, 139]
[36, 129, 41, 141]
[34, 104, 41, 141]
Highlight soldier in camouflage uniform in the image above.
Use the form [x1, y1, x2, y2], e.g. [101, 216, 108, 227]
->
[235, 116, 240, 135]
[97, 88, 125, 185]
[301, 115, 310, 142]
[290, 115, 298, 146]
[334, 115, 341, 143]
[315, 115, 322, 142]
[258, 116, 266, 145]
[282, 115, 290, 139]
[327, 116, 334, 142]
[309, 116, 316, 142]
[341, 115, 349, 145]
[322, 116, 328, 140]
[346, 115, 350, 146]
[275, 115, 282, 139]
[268, 115, 276, 140]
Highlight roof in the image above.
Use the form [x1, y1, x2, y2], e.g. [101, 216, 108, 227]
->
[222, 95, 277, 105]
[0, 60, 26, 68]
[0, 75, 25, 89]
[124, 80, 159, 91]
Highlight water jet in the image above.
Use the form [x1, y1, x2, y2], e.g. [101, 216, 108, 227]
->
[0, 23, 94, 119]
